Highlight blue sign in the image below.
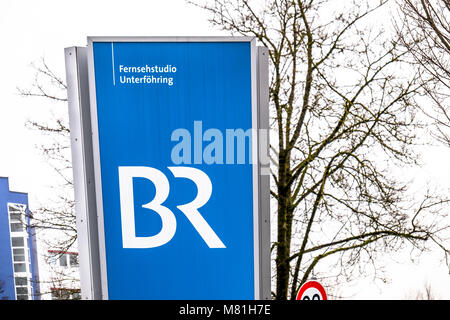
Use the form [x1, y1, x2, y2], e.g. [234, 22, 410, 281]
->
[89, 38, 259, 299]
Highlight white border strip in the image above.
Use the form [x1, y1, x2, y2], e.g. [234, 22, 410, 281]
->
[111, 43, 116, 86]
[250, 38, 260, 299]
[88, 36, 254, 43]
[87, 38, 109, 299]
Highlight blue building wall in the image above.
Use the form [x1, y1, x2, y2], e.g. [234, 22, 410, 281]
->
[0, 177, 40, 300]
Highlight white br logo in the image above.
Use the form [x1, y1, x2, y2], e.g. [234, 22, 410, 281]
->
[118, 166, 226, 249]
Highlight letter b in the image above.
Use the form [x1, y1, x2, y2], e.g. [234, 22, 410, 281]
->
[118, 166, 176, 248]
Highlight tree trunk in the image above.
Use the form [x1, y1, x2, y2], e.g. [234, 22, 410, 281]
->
[275, 149, 293, 299]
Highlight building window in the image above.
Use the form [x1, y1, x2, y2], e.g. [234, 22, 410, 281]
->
[13, 248, 25, 262]
[13, 263, 26, 273]
[69, 254, 79, 267]
[7, 203, 32, 301]
[14, 277, 30, 300]
[16, 286, 28, 297]
[59, 255, 68, 267]
[10, 223, 23, 232]
[8, 203, 25, 222]
[15, 277, 27, 286]
[11, 237, 24, 247]
[48, 251, 79, 268]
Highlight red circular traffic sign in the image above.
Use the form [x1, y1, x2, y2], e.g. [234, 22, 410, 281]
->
[296, 280, 327, 300]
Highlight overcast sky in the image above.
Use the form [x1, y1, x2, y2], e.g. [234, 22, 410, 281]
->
[0, 0, 449, 299]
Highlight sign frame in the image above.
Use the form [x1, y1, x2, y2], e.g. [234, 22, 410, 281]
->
[66, 36, 270, 300]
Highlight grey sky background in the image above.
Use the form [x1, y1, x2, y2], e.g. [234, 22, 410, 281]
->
[0, 0, 449, 299]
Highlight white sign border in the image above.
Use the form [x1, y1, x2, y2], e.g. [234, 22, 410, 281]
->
[86, 36, 262, 300]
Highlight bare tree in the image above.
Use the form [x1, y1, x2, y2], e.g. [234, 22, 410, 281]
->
[395, 0, 450, 146]
[405, 280, 439, 300]
[192, 0, 450, 299]
[18, 59, 78, 298]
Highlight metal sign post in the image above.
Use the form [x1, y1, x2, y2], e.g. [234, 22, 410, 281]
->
[65, 47, 102, 300]
[65, 37, 270, 300]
